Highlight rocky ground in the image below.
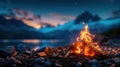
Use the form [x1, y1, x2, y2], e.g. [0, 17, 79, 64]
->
[0, 44, 120, 67]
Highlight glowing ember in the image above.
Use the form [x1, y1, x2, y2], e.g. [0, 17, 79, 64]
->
[72, 25, 103, 57]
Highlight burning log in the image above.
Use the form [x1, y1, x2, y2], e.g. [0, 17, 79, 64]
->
[71, 25, 105, 57]
[84, 41, 105, 56]
[64, 50, 71, 58]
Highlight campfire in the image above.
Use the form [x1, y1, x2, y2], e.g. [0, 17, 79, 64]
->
[71, 25, 104, 57]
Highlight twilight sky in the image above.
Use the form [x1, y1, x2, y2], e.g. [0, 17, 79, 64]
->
[0, 0, 120, 25]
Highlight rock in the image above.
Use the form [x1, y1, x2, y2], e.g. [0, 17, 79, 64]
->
[36, 47, 53, 52]
[0, 49, 9, 58]
[37, 52, 47, 57]
[89, 59, 99, 67]
[112, 57, 120, 64]
[34, 63, 44, 67]
[70, 62, 76, 67]
[55, 63, 62, 67]
[5, 46, 16, 56]
[12, 51, 18, 57]
[15, 44, 27, 52]
[24, 50, 31, 55]
[35, 57, 45, 65]
[43, 47, 53, 54]
[10, 57, 22, 65]
[44, 60, 52, 67]
[53, 52, 59, 57]
[76, 62, 81, 67]
[81, 61, 90, 67]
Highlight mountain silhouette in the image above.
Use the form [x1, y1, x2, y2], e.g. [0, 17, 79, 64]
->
[75, 11, 101, 24]
[0, 15, 45, 39]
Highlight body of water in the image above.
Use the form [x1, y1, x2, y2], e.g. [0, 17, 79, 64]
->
[0, 39, 71, 49]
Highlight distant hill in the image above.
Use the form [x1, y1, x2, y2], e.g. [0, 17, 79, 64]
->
[75, 11, 101, 24]
[0, 12, 120, 39]
[102, 22, 120, 37]
[0, 15, 46, 39]
[102, 27, 120, 37]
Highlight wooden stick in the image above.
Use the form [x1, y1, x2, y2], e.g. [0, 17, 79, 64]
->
[85, 41, 105, 55]
[64, 50, 71, 58]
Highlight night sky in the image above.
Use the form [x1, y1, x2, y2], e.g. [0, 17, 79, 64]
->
[0, 0, 120, 25]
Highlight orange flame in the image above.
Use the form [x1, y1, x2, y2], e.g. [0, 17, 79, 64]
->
[73, 25, 101, 57]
